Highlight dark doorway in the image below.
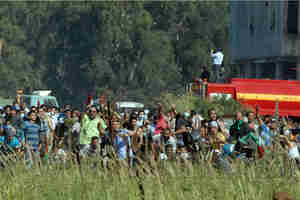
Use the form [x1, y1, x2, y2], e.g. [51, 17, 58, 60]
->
[283, 62, 297, 80]
[287, 0, 299, 34]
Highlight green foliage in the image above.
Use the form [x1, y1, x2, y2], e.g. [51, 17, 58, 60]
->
[159, 92, 243, 119]
[0, 2, 230, 106]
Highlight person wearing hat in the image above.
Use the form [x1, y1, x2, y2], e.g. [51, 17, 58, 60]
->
[208, 121, 232, 172]
[209, 121, 226, 153]
[0, 126, 21, 153]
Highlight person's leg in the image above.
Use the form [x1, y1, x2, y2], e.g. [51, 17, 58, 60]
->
[212, 64, 217, 82]
[215, 65, 221, 83]
[24, 144, 33, 169]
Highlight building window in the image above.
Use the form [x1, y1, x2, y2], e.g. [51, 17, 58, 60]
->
[265, 1, 269, 7]
[287, 0, 299, 34]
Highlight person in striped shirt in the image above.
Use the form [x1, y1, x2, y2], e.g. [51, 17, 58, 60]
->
[20, 111, 47, 168]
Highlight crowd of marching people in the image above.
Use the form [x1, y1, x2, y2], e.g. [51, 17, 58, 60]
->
[0, 101, 300, 171]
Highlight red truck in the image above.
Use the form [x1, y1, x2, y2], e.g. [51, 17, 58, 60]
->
[191, 78, 300, 117]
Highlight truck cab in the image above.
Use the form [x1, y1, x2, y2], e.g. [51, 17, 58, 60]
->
[19, 90, 59, 108]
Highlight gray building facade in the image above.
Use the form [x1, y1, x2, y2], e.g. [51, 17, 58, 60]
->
[229, 0, 300, 80]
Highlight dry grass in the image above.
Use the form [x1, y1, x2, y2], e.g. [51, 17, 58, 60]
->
[0, 152, 299, 200]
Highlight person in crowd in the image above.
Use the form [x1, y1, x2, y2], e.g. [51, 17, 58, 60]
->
[20, 111, 47, 168]
[162, 128, 176, 160]
[229, 111, 250, 143]
[175, 112, 192, 159]
[208, 109, 218, 127]
[200, 66, 210, 83]
[106, 119, 133, 167]
[235, 121, 264, 160]
[80, 105, 107, 151]
[37, 107, 50, 164]
[257, 116, 278, 153]
[280, 133, 300, 168]
[0, 127, 21, 154]
[137, 111, 145, 128]
[246, 111, 258, 132]
[80, 136, 102, 169]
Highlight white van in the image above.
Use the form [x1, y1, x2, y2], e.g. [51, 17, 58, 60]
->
[20, 90, 59, 108]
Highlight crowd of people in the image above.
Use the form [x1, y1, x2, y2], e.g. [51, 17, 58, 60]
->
[0, 101, 299, 171]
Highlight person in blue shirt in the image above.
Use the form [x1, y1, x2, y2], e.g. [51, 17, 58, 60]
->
[0, 127, 21, 153]
[19, 111, 47, 168]
[258, 117, 276, 151]
[106, 120, 133, 167]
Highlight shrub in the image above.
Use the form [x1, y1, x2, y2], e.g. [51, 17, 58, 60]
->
[159, 92, 245, 118]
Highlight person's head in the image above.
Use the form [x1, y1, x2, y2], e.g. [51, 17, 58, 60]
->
[5, 127, 15, 141]
[248, 121, 256, 131]
[65, 109, 72, 119]
[4, 105, 12, 115]
[247, 111, 255, 122]
[91, 136, 99, 146]
[64, 104, 71, 111]
[28, 111, 37, 122]
[123, 112, 129, 121]
[153, 115, 159, 125]
[168, 110, 175, 119]
[38, 107, 45, 118]
[88, 106, 98, 120]
[264, 115, 272, 123]
[5, 115, 12, 125]
[19, 109, 25, 118]
[130, 116, 138, 128]
[10, 108, 17, 117]
[72, 109, 80, 119]
[138, 111, 145, 119]
[112, 120, 120, 131]
[235, 111, 243, 121]
[190, 110, 196, 118]
[30, 106, 37, 113]
[183, 111, 190, 119]
[51, 106, 57, 114]
[270, 118, 277, 130]
[209, 109, 217, 121]
[41, 105, 48, 113]
[157, 103, 163, 115]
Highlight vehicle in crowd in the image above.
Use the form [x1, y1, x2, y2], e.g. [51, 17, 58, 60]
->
[190, 78, 300, 117]
[17, 90, 59, 108]
[115, 101, 144, 112]
[92, 97, 145, 112]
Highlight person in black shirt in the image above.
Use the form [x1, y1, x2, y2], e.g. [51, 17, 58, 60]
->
[200, 66, 210, 82]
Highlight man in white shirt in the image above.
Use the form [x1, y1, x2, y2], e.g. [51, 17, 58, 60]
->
[211, 49, 224, 83]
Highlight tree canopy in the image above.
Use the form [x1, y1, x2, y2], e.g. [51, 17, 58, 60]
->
[0, 1, 229, 107]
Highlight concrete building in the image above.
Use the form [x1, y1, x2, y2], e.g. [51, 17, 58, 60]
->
[229, 0, 300, 80]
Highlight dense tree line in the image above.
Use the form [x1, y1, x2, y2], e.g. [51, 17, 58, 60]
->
[0, 1, 230, 107]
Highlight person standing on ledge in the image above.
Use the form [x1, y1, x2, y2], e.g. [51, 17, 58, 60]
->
[210, 48, 224, 83]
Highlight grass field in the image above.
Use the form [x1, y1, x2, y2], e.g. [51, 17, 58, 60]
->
[0, 155, 299, 200]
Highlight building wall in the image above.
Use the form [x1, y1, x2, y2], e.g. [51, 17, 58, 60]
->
[229, 1, 284, 63]
[281, 0, 300, 57]
[229, 0, 300, 80]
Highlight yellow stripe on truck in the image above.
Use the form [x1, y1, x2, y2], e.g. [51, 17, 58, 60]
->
[237, 93, 300, 102]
